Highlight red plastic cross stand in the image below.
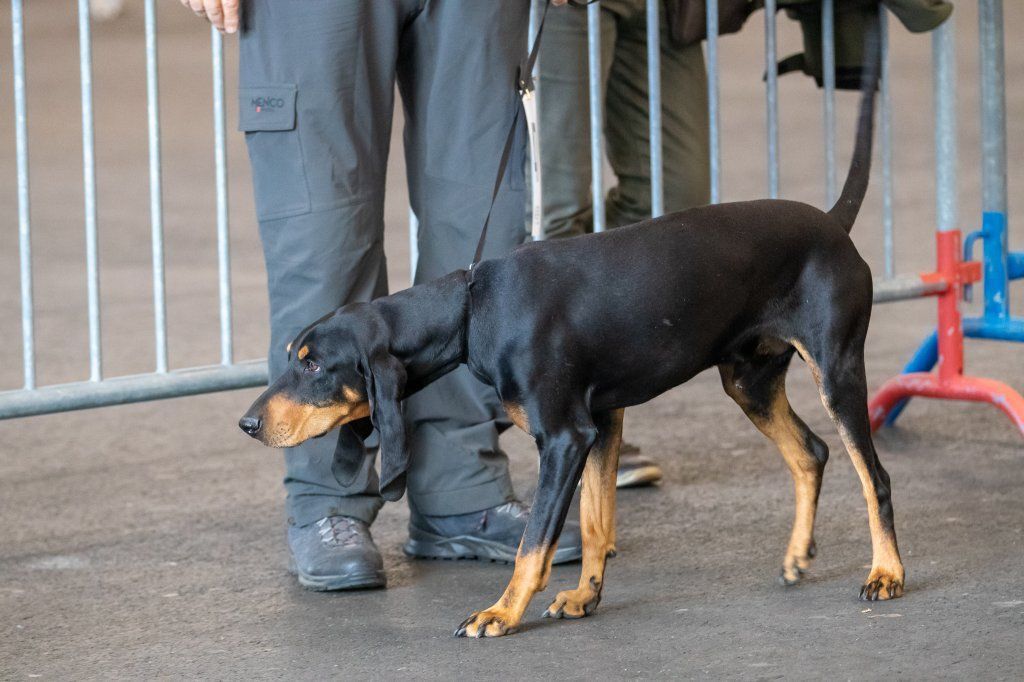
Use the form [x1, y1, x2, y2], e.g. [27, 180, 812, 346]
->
[869, 230, 1024, 435]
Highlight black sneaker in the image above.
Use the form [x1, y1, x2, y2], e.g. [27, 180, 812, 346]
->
[403, 500, 583, 565]
[616, 442, 663, 488]
[287, 516, 386, 591]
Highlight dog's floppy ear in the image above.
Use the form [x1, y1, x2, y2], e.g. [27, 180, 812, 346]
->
[363, 353, 409, 502]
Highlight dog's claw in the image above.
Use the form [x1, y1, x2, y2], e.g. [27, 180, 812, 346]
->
[544, 588, 600, 620]
[454, 609, 517, 638]
[859, 570, 904, 602]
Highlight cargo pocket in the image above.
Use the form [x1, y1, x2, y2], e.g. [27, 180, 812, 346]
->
[239, 84, 311, 222]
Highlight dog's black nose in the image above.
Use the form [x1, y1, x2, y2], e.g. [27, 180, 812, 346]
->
[239, 416, 262, 436]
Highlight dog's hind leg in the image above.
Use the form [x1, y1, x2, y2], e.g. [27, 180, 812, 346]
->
[455, 406, 597, 638]
[792, 336, 905, 601]
[719, 350, 829, 585]
[543, 408, 623, 620]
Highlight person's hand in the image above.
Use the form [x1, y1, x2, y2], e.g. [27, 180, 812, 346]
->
[180, 0, 240, 34]
[552, 0, 570, 5]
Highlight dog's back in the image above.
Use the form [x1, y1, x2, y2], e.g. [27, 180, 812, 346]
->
[469, 197, 868, 410]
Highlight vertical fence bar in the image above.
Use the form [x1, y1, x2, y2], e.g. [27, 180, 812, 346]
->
[12, 0, 35, 390]
[211, 28, 233, 365]
[978, 0, 1008, 318]
[880, 8, 894, 278]
[528, 0, 545, 240]
[78, 0, 102, 381]
[978, 0, 1006, 217]
[587, 1, 606, 231]
[144, 0, 168, 373]
[764, 0, 779, 199]
[933, 17, 957, 234]
[705, 0, 720, 203]
[821, 0, 837, 207]
[646, 0, 664, 217]
[409, 209, 419, 282]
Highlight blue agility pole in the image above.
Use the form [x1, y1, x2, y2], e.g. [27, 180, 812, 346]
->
[884, 0, 1023, 427]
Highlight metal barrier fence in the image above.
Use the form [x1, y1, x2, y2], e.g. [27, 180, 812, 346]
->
[528, 0, 950, 304]
[0, 0, 1012, 421]
[1, 1, 265, 419]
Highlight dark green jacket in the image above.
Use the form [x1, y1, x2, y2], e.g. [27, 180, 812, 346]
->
[667, 0, 952, 88]
[776, 0, 952, 88]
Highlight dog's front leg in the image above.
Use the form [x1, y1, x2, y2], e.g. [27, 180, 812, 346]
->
[455, 425, 596, 638]
[544, 409, 622, 620]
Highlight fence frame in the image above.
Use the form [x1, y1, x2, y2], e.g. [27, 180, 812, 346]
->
[1, 0, 1020, 427]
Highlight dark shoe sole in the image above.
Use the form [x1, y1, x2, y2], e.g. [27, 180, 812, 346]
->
[287, 557, 386, 591]
[403, 527, 582, 565]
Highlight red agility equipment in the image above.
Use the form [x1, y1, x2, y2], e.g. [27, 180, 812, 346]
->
[869, 230, 1024, 435]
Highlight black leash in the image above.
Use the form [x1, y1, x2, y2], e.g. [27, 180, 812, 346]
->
[470, 0, 596, 269]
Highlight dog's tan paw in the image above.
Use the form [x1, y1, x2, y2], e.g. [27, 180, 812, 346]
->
[454, 608, 519, 638]
[543, 587, 601, 619]
[859, 567, 905, 601]
[779, 553, 815, 586]
[779, 539, 818, 586]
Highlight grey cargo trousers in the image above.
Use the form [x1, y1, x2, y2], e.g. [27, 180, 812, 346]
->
[239, 0, 529, 527]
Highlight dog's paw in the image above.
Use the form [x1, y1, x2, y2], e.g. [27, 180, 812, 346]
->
[454, 608, 519, 638]
[859, 567, 905, 601]
[779, 554, 815, 586]
[779, 539, 818, 586]
[542, 587, 601, 619]
[778, 565, 807, 586]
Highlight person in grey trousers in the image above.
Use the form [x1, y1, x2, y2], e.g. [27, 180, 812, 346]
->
[182, 0, 582, 590]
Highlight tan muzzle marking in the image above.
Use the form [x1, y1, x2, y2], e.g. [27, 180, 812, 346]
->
[260, 394, 369, 447]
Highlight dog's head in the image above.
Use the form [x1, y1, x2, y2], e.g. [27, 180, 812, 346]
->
[239, 304, 410, 501]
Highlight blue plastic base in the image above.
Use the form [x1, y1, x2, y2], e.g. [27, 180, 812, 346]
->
[883, 331, 939, 426]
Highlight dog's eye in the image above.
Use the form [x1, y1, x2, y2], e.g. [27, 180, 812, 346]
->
[303, 358, 320, 373]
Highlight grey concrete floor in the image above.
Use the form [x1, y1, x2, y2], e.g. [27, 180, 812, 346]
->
[1, 1, 1023, 679]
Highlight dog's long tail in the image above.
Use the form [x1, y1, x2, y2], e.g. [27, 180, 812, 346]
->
[827, 6, 882, 233]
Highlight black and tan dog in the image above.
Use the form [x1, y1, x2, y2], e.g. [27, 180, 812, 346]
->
[240, 12, 901, 638]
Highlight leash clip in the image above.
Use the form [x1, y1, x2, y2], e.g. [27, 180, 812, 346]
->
[517, 66, 536, 101]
